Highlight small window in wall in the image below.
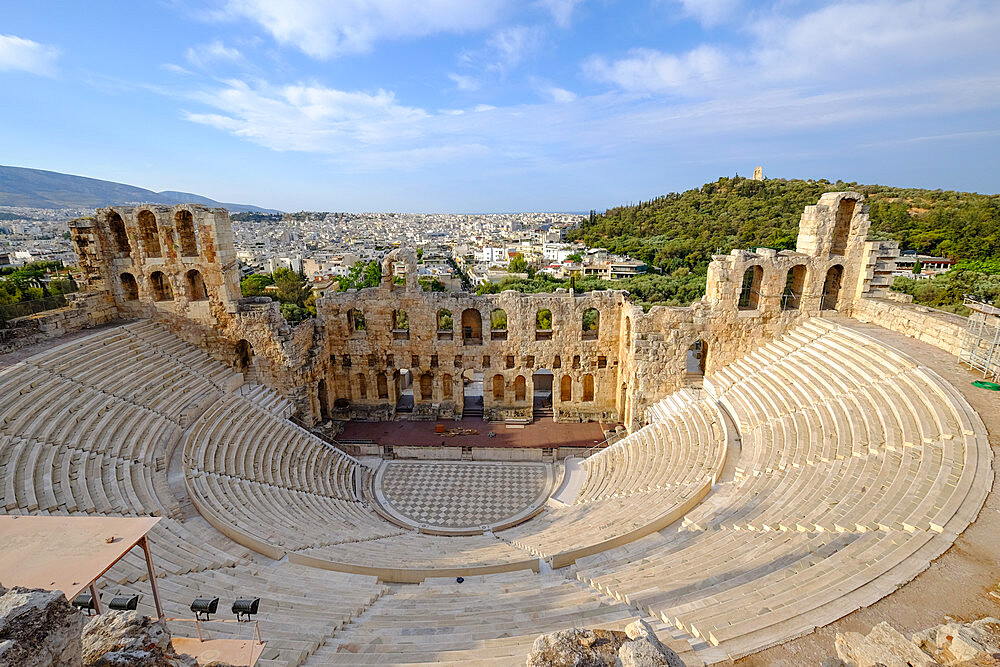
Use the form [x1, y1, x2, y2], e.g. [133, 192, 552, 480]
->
[175, 209, 198, 257]
[120, 272, 139, 301]
[572, 355, 581, 369]
[137, 210, 161, 258]
[348, 309, 366, 332]
[582, 374, 595, 402]
[526, 355, 535, 368]
[150, 271, 172, 301]
[738, 265, 763, 310]
[492, 374, 504, 400]
[386, 353, 394, 368]
[560, 375, 572, 401]
[108, 211, 131, 258]
[431, 354, 439, 368]
[186, 269, 208, 301]
[597, 356, 607, 369]
[514, 375, 526, 401]
[461, 308, 483, 345]
[420, 373, 433, 400]
[491, 309, 508, 340]
[442, 374, 453, 400]
[582, 308, 599, 340]
[482, 355, 491, 368]
[553, 355, 561, 369]
[377, 372, 389, 399]
[392, 309, 409, 339]
[506, 355, 515, 369]
[454, 355, 463, 368]
[368, 353, 377, 367]
[411, 354, 420, 367]
[437, 309, 453, 340]
[535, 308, 553, 341]
[356, 374, 368, 399]
[342, 354, 351, 367]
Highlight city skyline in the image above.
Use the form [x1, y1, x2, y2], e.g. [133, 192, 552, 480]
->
[2, 0, 999, 212]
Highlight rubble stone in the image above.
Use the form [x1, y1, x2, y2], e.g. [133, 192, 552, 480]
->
[81, 611, 196, 667]
[0, 585, 83, 667]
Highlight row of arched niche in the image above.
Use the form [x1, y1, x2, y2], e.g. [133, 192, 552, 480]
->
[738, 263, 843, 311]
[118, 269, 208, 303]
[105, 209, 203, 261]
[346, 306, 601, 342]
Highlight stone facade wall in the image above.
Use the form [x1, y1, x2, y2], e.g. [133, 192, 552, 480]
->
[60, 193, 910, 432]
[850, 297, 967, 356]
[0, 292, 118, 356]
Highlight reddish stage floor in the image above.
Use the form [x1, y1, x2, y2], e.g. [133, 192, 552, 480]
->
[338, 417, 611, 449]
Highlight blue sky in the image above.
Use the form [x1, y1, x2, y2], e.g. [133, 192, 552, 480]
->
[2, 0, 999, 212]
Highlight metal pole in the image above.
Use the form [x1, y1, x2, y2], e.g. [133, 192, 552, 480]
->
[89, 582, 102, 614]
[138, 536, 164, 620]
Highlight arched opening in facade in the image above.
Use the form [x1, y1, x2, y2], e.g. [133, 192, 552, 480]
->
[535, 308, 552, 341]
[149, 271, 172, 301]
[514, 375, 527, 402]
[582, 308, 599, 340]
[738, 265, 763, 310]
[492, 374, 505, 401]
[108, 211, 130, 258]
[490, 308, 508, 340]
[356, 373, 368, 400]
[582, 374, 595, 402]
[137, 210, 161, 258]
[186, 269, 208, 301]
[175, 209, 198, 257]
[377, 372, 389, 400]
[317, 378, 331, 420]
[462, 369, 484, 418]
[234, 340, 253, 373]
[395, 369, 413, 413]
[686, 340, 708, 376]
[822, 264, 844, 310]
[553, 355, 561, 369]
[531, 369, 553, 419]
[831, 198, 857, 256]
[119, 273, 139, 301]
[437, 309, 453, 339]
[392, 309, 409, 340]
[782, 264, 807, 311]
[461, 308, 482, 345]
[348, 309, 366, 332]
[560, 375, 572, 402]
[442, 373, 453, 400]
[419, 373, 433, 401]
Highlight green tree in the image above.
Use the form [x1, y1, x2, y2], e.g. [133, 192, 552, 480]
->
[912, 258, 922, 274]
[240, 273, 273, 297]
[567, 252, 583, 263]
[419, 276, 445, 292]
[508, 253, 528, 273]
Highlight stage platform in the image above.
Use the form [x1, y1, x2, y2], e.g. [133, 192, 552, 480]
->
[338, 416, 612, 449]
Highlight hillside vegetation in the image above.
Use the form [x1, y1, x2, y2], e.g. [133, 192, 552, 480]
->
[553, 176, 1000, 309]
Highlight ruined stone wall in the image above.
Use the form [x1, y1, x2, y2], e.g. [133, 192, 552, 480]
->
[850, 297, 967, 356]
[0, 291, 118, 356]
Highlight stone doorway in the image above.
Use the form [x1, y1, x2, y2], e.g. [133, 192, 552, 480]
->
[394, 369, 413, 414]
[532, 369, 554, 421]
[462, 369, 484, 419]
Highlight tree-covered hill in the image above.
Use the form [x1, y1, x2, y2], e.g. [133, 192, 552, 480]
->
[570, 176, 1000, 271]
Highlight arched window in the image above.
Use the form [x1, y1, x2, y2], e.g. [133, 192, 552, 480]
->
[120, 273, 139, 301]
[437, 309, 453, 331]
[535, 308, 552, 341]
[317, 378, 330, 419]
[234, 339, 253, 372]
[356, 373, 368, 400]
[149, 271, 172, 301]
[560, 375, 572, 401]
[492, 374, 504, 401]
[442, 374, 453, 400]
[377, 372, 389, 399]
[822, 264, 844, 310]
[582, 308, 599, 339]
[175, 209, 198, 257]
[582, 374, 595, 402]
[137, 210, 161, 258]
[831, 199, 857, 256]
[514, 375, 526, 401]
[186, 269, 208, 301]
[108, 211, 130, 257]
[782, 265, 807, 311]
[461, 308, 482, 344]
[420, 372, 433, 401]
[392, 309, 409, 340]
[738, 265, 763, 310]
[347, 308, 366, 331]
[491, 308, 508, 340]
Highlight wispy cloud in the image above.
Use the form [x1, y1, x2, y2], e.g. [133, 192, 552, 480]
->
[448, 72, 480, 91]
[536, 0, 584, 28]
[185, 40, 244, 68]
[0, 34, 59, 77]
[218, 0, 508, 58]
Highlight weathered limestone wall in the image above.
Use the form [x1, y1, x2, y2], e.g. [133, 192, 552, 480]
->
[0, 292, 118, 356]
[850, 297, 967, 356]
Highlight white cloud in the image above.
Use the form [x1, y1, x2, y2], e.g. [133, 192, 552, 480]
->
[0, 34, 59, 76]
[536, 0, 584, 27]
[448, 73, 480, 91]
[675, 0, 741, 27]
[584, 45, 729, 94]
[486, 25, 545, 73]
[220, 0, 508, 58]
[185, 40, 244, 68]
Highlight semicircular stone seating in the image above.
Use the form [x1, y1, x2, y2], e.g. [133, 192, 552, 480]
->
[572, 317, 991, 661]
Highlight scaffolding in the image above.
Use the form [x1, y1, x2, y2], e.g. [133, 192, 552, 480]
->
[959, 295, 1000, 381]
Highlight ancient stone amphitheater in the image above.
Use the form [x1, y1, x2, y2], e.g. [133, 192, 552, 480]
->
[0, 193, 994, 666]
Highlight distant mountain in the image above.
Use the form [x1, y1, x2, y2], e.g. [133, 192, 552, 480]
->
[0, 165, 280, 213]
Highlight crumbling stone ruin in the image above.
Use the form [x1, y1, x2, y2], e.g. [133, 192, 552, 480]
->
[830, 617, 1000, 666]
[526, 618, 686, 667]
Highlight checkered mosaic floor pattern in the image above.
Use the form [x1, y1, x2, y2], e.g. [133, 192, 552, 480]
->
[379, 462, 548, 529]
